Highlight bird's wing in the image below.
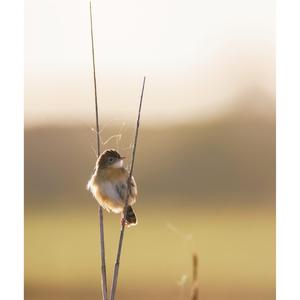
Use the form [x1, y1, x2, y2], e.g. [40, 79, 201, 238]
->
[115, 181, 128, 201]
[130, 176, 138, 197]
[115, 176, 137, 201]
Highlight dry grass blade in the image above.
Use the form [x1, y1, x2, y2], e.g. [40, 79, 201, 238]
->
[110, 76, 146, 300]
[191, 253, 199, 300]
[89, 2, 108, 299]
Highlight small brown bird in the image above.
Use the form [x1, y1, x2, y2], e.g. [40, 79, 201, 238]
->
[87, 149, 138, 227]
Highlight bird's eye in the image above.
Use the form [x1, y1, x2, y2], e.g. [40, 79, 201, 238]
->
[108, 157, 114, 162]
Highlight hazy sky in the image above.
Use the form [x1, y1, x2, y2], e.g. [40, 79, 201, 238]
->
[25, 0, 275, 126]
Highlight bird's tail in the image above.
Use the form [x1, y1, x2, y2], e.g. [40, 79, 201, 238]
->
[124, 206, 137, 227]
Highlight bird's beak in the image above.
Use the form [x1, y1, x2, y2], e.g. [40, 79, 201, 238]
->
[120, 156, 126, 160]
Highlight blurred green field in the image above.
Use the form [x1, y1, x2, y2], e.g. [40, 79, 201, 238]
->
[25, 112, 275, 299]
[25, 199, 275, 300]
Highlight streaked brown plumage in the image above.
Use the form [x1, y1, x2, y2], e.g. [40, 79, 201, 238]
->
[87, 149, 138, 226]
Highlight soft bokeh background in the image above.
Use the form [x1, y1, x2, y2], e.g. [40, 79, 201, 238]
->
[25, 0, 275, 299]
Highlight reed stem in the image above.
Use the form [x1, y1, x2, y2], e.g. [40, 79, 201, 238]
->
[110, 76, 146, 300]
[89, 2, 108, 299]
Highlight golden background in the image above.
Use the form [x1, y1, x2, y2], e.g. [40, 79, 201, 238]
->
[25, 0, 275, 299]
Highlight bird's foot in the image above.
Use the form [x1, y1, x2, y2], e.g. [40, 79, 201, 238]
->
[120, 217, 126, 227]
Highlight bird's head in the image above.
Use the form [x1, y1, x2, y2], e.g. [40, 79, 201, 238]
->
[97, 149, 125, 169]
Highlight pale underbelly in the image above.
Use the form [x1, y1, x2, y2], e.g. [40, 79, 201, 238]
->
[94, 189, 136, 213]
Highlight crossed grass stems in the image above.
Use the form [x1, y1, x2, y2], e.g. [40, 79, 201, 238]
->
[89, 2, 199, 300]
[89, 3, 146, 299]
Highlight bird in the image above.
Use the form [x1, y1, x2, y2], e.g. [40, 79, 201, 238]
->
[87, 149, 138, 227]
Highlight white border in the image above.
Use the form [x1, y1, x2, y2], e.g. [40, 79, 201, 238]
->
[0, 0, 24, 299]
[277, 0, 300, 299]
[1, 0, 300, 298]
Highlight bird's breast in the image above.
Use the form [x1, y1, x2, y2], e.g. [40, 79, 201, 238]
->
[89, 167, 136, 213]
[100, 181, 123, 201]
